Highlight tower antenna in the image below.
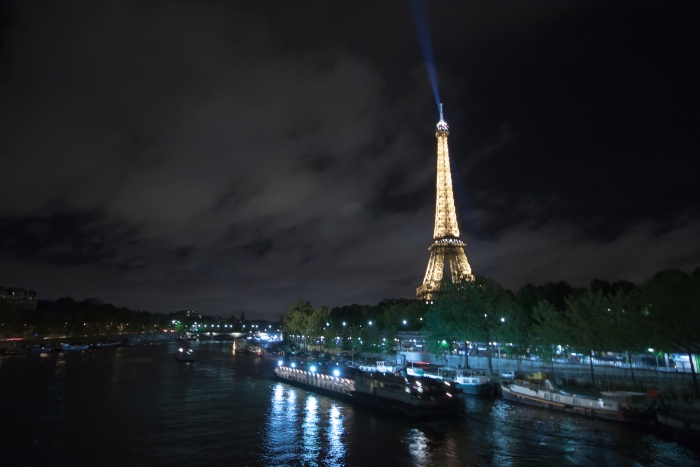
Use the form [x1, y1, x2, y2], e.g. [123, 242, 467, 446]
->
[439, 103, 444, 122]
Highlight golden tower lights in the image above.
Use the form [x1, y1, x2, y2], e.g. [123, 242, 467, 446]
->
[417, 104, 474, 300]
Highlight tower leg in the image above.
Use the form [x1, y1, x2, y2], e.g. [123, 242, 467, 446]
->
[417, 248, 445, 300]
[449, 248, 473, 282]
[423, 249, 445, 285]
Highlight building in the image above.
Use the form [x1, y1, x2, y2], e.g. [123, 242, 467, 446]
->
[171, 310, 202, 319]
[0, 287, 37, 311]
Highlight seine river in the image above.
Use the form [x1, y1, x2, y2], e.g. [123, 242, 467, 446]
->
[1, 341, 698, 467]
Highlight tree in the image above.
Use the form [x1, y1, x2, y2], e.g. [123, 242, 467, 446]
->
[590, 279, 636, 298]
[564, 290, 612, 389]
[383, 323, 397, 356]
[423, 285, 460, 363]
[323, 323, 341, 352]
[424, 275, 515, 375]
[606, 287, 651, 388]
[359, 324, 381, 353]
[308, 306, 328, 350]
[498, 300, 532, 374]
[280, 300, 313, 350]
[531, 299, 568, 378]
[280, 301, 330, 351]
[644, 269, 700, 398]
[539, 282, 584, 313]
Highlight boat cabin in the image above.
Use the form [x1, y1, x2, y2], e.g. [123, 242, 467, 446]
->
[600, 391, 647, 407]
[437, 367, 489, 384]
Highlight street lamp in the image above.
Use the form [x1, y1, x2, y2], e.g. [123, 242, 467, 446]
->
[649, 348, 663, 396]
[342, 322, 354, 364]
[492, 341, 501, 375]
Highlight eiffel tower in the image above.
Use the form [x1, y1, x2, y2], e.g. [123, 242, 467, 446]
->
[416, 104, 474, 300]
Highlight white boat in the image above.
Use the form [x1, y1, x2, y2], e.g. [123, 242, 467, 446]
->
[406, 362, 426, 377]
[412, 365, 494, 397]
[232, 337, 247, 351]
[176, 348, 195, 361]
[357, 361, 404, 373]
[437, 367, 494, 396]
[500, 377, 653, 423]
[244, 343, 264, 356]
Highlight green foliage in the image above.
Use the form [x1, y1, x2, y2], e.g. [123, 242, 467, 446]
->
[606, 287, 651, 356]
[325, 299, 428, 354]
[359, 324, 381, 352]
[590, 279, 637, 297]
[280, 300, 330, 350]
[383, 324, 397, 355]
[643, 269, 700, 397]
[309, 306, 328, 339]
[328, 299, 428, 331]
[423, 275, 515, 374]
[531, 286, 658, 388]
[283, 269, 700, 388]
[1, 297, 170, 340]
[499, 302, 531, 360]
[531, 299, 566, 362]
[517, 281, 584, 316]
[280, 300, 312, 346]
[565, 290, 611, 356]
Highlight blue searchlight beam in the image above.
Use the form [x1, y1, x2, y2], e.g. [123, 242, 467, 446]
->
[410, 0, 440, 112]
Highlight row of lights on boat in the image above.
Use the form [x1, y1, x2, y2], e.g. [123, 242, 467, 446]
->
[279, 360, 342, 378]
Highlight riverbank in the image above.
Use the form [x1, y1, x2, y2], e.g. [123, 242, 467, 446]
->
[0, 332, 177, 350]
[398, 351, 699, 404]
[3, 341, 697, 465]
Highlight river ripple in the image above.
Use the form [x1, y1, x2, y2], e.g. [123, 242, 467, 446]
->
[0, 341, 697, 466]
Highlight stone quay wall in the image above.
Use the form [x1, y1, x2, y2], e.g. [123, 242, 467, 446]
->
[397, 351, 698, 398]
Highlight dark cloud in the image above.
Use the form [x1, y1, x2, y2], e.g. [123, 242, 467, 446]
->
[0, 213, 116, 265]
[0, 1, 698, 319]
[244, 239, 274, 259]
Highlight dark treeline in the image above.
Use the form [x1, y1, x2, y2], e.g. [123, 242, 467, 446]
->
[423, 269, 700, 397]
[280, 298, 429, 355]
[0, 297, 171, 340]
[280, 268, 700, 397]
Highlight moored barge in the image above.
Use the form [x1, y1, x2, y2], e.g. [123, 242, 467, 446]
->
[274, 359, 464, 417]
[501, 378, 653, 423]
[656, 409, 700, 447]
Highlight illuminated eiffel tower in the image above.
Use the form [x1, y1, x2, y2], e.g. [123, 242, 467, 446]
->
[416, 104, 474, 300]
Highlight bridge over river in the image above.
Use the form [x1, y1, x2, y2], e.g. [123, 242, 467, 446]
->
[183, 331, 283, 341]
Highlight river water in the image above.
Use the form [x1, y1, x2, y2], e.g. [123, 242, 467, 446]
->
[0, 341, 697, 467]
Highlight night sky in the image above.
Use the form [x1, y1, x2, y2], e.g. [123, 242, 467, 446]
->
[1, 1, 698, 319]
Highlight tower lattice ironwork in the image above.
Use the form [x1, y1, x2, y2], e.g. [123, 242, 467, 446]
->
[416, 104, 473, 300]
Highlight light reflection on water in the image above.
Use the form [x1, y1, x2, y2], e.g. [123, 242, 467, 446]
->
[303, 395, 320, 465]
[263, 384, 347, 466]
[262, 383, 298, 466]
[407, 427, 430, 467]
[1, 342, 699, 467]
[327, 404, 346, 466]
